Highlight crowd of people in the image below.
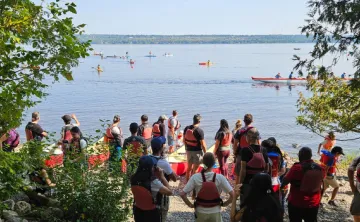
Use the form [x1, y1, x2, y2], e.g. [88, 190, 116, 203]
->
[1, 111, 360, 222]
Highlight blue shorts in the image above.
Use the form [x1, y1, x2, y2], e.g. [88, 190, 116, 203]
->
[167, 135, 175, 146]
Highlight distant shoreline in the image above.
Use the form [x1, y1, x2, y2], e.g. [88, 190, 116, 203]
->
[78, 34, 314, 44]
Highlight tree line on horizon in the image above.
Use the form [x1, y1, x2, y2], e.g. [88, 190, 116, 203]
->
[78, 34, 314, 44]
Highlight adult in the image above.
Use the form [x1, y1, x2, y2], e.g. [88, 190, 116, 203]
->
[231, 173, 283, 222]
[232, 120, 242, 138]
[281, 147, 325, 222]
[138, 114, 153, 149]
[180, 152, 234, 222]
[68, 126, 87, 166]
[238, 128, 268, 202]
[0, 129, 20, 152]
[152, 115, 167, 138]
[124, 123, 147, 157]
[348, 155, 360, 222]
[320, 146, 345, 206]
[25, 112, 48, 141]
[275, 73, 282, 79]
[61, 114, 80, 143]
[317, 132, 336, 155]
[149, 136, 178, 221]
[341, 72, 346, 79]
[213, 119, 232, 178]
[168, 110, 181, 153]
[131, 155, 172, 222]
[233, 114, 258, 184]
[106, 115, 124, 161]
[289, 71, 294, 79]
[184, 114, 207, 182]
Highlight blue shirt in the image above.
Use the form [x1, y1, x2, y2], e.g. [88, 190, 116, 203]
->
[289, 73, 293, 79]
[341, 73, 346, 78]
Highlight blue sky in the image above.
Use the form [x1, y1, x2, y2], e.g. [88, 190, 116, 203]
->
[70, 0, 309, 35]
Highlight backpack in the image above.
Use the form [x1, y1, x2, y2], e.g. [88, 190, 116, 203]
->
[239, 127, 254, 149]
[62, 125, 73, 142]
[141, 124, 153, 140]
[184, 127, 198, 147]
[246, 146, 266, 175]
[195, 171, 222, 208]
[2, 129, 20, 151]
[293, 162, 324, 194]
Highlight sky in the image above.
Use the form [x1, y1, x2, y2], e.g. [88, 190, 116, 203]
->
[67, 0, 309, 35]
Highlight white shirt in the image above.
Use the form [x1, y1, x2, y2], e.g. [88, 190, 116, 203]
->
[183, 172, 233, 214]
[151, 179, 164, 199]
[149, 155, 174, 176]
[168, 117, 178, 136]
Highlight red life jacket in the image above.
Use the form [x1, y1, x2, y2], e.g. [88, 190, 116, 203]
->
[195, 172, 222, 208]
[131, 186, 157, 211]
[268, 152, 281, 177]
[292, 162, 324, 194]
[320, 151, 337, 175]
[63, 127, 73, 142]
[246, 146, 266, 175]
[168, 117, 181, 131]
[152, 123, 161, 137]
[220, 133, 232, 147]
[184, 127, 198, 147]
[239, 126, 254, 149]
[141, 125, 152, 140]
[129, 141, 143, 156]
[25, 129, 34, 141]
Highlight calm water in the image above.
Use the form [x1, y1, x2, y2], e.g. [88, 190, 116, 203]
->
[20, 44, 360, 155]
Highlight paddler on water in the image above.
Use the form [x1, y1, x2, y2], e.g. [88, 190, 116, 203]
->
[207, 60, 211, 65]
[289, 71, 294, 79]
[97, 64, 101, 71]
[275, 73, 282, 79]
[341, 72, 346, 79]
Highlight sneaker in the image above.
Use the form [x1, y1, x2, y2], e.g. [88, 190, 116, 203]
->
[328, 200, 338, 207]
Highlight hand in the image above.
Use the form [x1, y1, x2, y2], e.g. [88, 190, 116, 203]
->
[317, 151, 321, 155]
[235, 184, 242, 197]
[71, 114, 76, 119]
[188, 203, 194, 208]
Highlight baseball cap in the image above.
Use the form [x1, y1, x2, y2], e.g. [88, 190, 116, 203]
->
[62, 115, 72, 122]
[331, 146, 345, 155]
[138, 155, 157, 170]
[151, 136, 166, 151]
[159, 115, 168, 120]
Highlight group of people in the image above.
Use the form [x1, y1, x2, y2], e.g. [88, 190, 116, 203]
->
[1, 111, 360, 222]
[274, 71, 350, 79]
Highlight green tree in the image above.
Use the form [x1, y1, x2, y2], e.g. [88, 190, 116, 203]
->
[295, 0, 360, 137]
[0, 0, 91, 133]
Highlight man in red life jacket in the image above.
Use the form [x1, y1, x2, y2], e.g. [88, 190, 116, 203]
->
[61, 114, 80, 143]
[138, 114, 152, 150]
[348, 155, 360, 221]
[281, 147, 325, 222]
[184, 114, 207, 182]
[238, 128, 268, 202]
[152, 115, 167, 138]
[168, 110, 181, 153]
[25, 112, 48, 141]
[320, 146, 345, 206]
[233, 114, 260, 184]
[180, 152, 234, 222]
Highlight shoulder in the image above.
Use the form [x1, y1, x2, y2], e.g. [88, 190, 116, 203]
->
[195, 127, 204, 134]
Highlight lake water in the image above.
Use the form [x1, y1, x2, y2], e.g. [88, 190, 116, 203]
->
[20, 44, 360, 155]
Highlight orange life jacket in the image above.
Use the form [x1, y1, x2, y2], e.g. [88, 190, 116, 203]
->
[220, 133, 232, 147]
[131, 186, 157, 210]
[141, 125, 153, 140]
[184, 127, 198, 147]
[25, 129, 34, 141]
[239, 127, 254, 149]
[168, 117, 181, 131]
[152, 123, 161, 137]
[323, 136, 335, 150]
[195, 172, 222, 208]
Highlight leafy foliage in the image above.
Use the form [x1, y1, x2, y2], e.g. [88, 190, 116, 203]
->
[0, 0, 91, 132]
[295, 0, 360, 136]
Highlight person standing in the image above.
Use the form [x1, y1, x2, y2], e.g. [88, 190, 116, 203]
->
[61, 114, 80, 142]
[149, 136, 178, 221]
[348, 155, 360, 222]
[138, 114, 153, 150]
[180, 152, 234, 222]
[123, 123, 147, 157]
[320, 146, 345, 206]
[168, 110, 181, 153]
[184, 114, 207, 182]
[238, 128, 268, 202]
[106, 115, 124, 162]
[153, 115, 167, 138]
[281, 147, 325, 222]
[213, 119, 232, 179]
[317, 132, 336, 155]
[25, 112, 48, 141]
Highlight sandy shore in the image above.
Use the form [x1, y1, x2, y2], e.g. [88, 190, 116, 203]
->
[166, 159, 355, 222]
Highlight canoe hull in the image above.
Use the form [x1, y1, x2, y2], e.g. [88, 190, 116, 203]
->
[252, 77, 307, 84]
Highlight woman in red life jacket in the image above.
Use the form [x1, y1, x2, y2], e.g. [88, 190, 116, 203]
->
[317, 131, 336, 155]
[180, 152, 234, 222]
[213, 119, 233, 179]
[231, 173, 283, 222]
[131, 155, 172, 222]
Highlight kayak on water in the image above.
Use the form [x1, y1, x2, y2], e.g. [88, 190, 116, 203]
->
[199, 62, 212, 65]
[145, 55, 157, 57]
[97, 69, 103, 72]
[252, 77, 353, 84]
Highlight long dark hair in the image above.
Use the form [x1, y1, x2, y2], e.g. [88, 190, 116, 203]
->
[215, 119, 230, 140]
[130, 164, 154, 192]
[241, 173, 283, 222]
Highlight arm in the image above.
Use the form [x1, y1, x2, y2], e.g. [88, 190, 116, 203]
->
[72, 114, 80, 127]
[317, 143, 322, 155]
[213, 140, 220, 154]
[222, 190, 234, 207]
[238, 161, 247, 184]
[278, 166, 286, 177]
[231, 184, 243, 222]
[200, 140, 207, 153]
[169, 172, 178, 182]
[42, 131, 48, 137]
[180, 191, 194, 208]
[348, 169, 356, 193]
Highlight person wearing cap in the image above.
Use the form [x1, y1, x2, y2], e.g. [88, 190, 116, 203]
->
[149, 136, 178, 221]
[238, 128, 269, 202]
[168, 110, 181, 153]
[25, 112, 48, 141]
[138, 114, 153, 150]
[320, 146, 345, 206]
[152, 115, 168, 138]
[131, 155, 172, 222]
[60, 114, 80, 142]
[123, 123, 147, 171]
[184, 114, 207, 182]
[348, 155, 360, 221]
